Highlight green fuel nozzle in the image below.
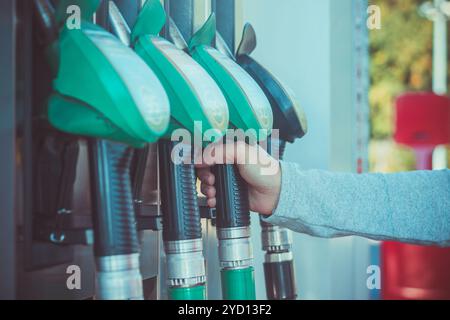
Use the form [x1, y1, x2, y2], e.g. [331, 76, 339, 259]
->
[52, 22, 170, 146]
[175, 13, 274, 300]
[108, 0, 230, 300]
[187, 14, 273, 141]
[130, 1, 229, 139]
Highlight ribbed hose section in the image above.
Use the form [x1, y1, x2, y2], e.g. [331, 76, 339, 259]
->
[89, 139, 139, 257]
[213, 164, 251, 228]
[159, 140, 202, 241]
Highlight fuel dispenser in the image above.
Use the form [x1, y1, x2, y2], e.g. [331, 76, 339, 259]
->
[169, 14, 274, 300]
[34, 0, 170, 299]
[233, 23, 308, 300]
[108, 0, 230, 300]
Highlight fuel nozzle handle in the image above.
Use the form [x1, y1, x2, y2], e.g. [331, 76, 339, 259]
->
[158, 140, 206, 300]
[88, 140, 143, 300]
[159, 141, 202, 242]
[175, 14, 261, 300]
[213, 164, 251, 229]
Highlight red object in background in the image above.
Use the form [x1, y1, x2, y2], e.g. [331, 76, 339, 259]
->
[382, 92, 450, 300]
[395, 92, 450, 169]
[395, 92, 450, 147]
[382, 243, 450, 300]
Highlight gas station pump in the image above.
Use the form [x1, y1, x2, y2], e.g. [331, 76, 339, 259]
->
[34, 0, 170, 299]
[2, 0, 379, 301]
[0, 0, 397, 301]
[169, 14, 273, 300]
[108, 0, 230, 300]
[232, 23, 309, 300]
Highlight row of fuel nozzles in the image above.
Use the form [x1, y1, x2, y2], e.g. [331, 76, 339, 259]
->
[33, 0, 308, 300]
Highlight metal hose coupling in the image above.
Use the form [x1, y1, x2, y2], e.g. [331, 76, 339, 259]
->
[164, 238, 206, 288]
[96, 253, 143, 300]
[217, 226, 255, 300]
[217, 226, 253, 269]
[261, 222, 297, 300]
[261, 224, 293, 254]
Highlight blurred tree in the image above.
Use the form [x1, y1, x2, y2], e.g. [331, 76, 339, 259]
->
[369, 0, 450, 172]
[369, 0, 436, 139]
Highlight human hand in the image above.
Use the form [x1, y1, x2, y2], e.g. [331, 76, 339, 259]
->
[196, 141, 281, 216]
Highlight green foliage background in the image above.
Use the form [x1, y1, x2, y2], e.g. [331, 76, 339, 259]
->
[370, 0, 432, 139]
[369, 0, 450, 171]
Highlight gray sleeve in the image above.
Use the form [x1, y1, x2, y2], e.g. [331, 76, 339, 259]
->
[263, 161, 450, 247]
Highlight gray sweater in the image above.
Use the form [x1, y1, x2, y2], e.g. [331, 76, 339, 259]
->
[264, 161, 450, 247]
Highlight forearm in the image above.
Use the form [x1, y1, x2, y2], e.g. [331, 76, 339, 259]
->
[264, 161, 450, 246]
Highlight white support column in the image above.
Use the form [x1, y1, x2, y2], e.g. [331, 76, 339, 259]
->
[420, 0, 450, 169]
[432, 0, 448, 95]
[433, 0, 449, 169]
